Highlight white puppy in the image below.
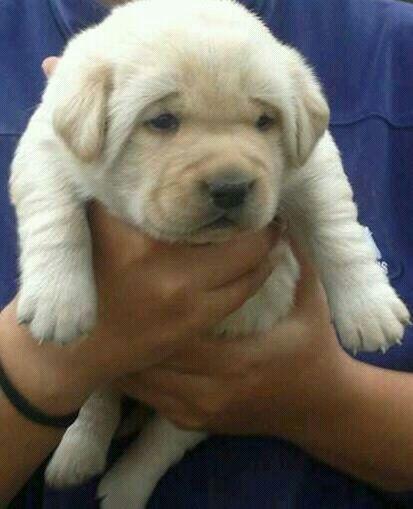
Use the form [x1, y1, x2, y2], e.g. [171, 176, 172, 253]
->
[10, 0, 410, 507]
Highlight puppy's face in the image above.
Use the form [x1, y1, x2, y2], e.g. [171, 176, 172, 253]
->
[115, 72, 284, 242]
[52, 0, 329, 242]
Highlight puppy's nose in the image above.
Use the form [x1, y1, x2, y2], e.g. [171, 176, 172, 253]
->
[205, 174, 256, 210]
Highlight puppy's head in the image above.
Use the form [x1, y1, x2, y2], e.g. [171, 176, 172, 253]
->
[51, 0, 329, 242]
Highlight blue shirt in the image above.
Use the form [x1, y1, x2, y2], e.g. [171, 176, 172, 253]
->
[1, 0, 412, 507]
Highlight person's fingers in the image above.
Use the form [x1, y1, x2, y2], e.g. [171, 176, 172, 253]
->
[201, 255, 276, 324]
[89, 200, 279, 267]
[89, 198, 284, 292]
[133, 369, 216, 410]
[88, 201, 164, 263]
[159, 334, 267, 376]
[183, 221, 284, 290]
[119, 380, 178, 411]
[119, 380, 197, 426]
[42, 56, 59, 77]
[288, 236, 318, 285]
[118, 370, 205, 413]
[287, 235, 330, 318]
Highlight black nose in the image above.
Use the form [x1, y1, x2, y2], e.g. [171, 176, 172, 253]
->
[205, 176, 255, 210]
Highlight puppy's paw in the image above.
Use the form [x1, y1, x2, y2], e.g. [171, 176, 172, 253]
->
[17, 271, 97, 344]
[98, 466, 154, 509]
[334, 284, 410, 354]
[46, 429, 107, 488]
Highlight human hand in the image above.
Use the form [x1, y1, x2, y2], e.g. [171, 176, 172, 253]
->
[116, 238, 351, 439]
[86, 202, 283, 380]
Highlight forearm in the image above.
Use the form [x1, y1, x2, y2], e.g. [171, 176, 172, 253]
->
[0, 302, 98, 503]
[290, 353, 413, 492]
[0, 392, 64, 505]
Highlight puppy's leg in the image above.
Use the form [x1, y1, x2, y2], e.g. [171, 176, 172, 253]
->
[285, 133, 410, 353]
[10, 144, 97, 344]
[46, 388, 121, 487]
[98, 415, 205, 509]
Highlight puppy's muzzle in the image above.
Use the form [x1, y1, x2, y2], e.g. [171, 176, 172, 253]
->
[202, 171, 256, 211]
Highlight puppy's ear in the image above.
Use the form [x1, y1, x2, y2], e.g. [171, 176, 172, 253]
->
[53, 62, 112, 163]
[282, 50, 330, 167]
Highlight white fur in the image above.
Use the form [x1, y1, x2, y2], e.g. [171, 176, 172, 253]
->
[45, 389, 121, 487]
[10, 0, 410, 507]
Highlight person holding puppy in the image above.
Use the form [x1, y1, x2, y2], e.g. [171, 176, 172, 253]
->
[1, 0, 412, 508]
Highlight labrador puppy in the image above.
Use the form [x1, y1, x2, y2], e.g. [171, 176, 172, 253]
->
[10, 0, 410, 507]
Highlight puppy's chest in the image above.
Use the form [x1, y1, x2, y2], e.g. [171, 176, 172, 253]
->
[215, 241, 299, 338]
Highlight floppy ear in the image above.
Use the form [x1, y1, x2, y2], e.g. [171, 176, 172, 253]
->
[53, 62, 112, 163]
[282, 51, 330, 167]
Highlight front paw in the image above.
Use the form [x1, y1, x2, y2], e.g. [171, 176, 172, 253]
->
[17, 272, 97, 344]
[98, 466, 154, 509]
[334, 284, 410, 354]
[46, 427, 107, 488]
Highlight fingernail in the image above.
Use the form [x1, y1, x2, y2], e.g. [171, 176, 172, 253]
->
[41, 59, 51, 75]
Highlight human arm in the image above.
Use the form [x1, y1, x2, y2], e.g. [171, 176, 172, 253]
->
[118, 239, 413, 493]
[0, 203, 281, 504]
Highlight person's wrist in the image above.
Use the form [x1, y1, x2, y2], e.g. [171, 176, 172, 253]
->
[0, 300, 100, 416]
[280, 344, 357, 443]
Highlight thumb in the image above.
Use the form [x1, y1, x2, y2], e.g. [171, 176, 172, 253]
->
[287, 235, 330, 317]
[42, 56, 59, 77]
[88, 201, 163, 265]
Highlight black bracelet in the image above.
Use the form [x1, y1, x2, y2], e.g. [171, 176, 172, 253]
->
[0, 360, 79, 428]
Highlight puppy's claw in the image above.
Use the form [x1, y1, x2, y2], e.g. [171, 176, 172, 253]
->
[17, 317, 31, 326]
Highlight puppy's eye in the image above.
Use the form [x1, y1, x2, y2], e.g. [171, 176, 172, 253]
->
[147, 113, 179, 131]
[256, 114, 274, 131]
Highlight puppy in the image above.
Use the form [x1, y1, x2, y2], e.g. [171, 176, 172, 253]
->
[10, 0, 410, 507]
